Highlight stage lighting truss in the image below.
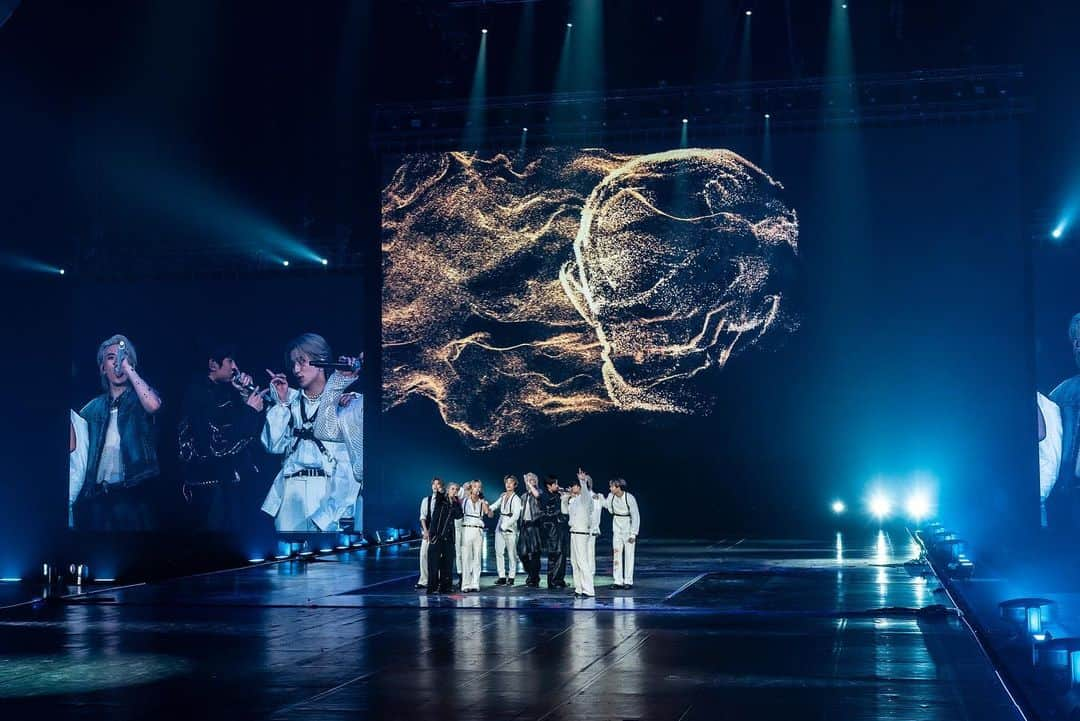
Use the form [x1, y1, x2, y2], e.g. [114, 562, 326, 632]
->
[373, 66, 1028, 153]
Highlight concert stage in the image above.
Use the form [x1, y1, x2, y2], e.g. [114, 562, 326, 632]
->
[0, 533, 1022, 720]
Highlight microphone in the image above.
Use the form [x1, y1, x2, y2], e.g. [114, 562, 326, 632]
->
[311, 356, 363, 373]
[114, 340, 128, 375]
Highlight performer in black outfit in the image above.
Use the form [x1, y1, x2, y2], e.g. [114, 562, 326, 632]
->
[426, 485, 464, 594]
[518, 472, 543, 587]
[178, 344, 265, 530]
[538, 474, 569, 588]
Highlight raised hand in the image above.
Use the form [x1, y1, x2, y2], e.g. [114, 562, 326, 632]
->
[338, 355, 363, 378]
[266, 369, 289, 403]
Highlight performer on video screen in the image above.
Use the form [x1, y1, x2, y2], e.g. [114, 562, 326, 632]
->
[69, 410, 88, 528]
[603, 478, 640, 589]
[493, 474, 523, 586]
[260, 333, 363, 533]
[178, 344, 266, 531]
[73, 334, 162, 531]
[1038, 392, 1062, 528]
[565, 469, 596, 598]
[1048, 313, 1080, 530]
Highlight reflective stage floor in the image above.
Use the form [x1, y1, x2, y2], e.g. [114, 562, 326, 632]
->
[0, 532, 1023, 720]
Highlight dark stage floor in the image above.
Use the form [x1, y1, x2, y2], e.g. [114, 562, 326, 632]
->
[0, 532, 1023, 720]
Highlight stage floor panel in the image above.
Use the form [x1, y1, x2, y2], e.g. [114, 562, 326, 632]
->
[0, 534, 1021, 720]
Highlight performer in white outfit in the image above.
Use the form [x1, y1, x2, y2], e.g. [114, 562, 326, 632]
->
[565, 469, 596, 598]
[493, 475, 523, 585]
[588, 484, 603, 575]
[69, 410, 89, 529]
[416, 477, 442, 589]
[261, 334, 362, 533]
[460, 481, 492, 592]
[1038, 392, 1063, 528]
[603, 478, 640, 589]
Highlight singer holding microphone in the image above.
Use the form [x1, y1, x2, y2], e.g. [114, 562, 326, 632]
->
[73, 334, 163, 531]
[178, 344, 266, 531]
[260, 333, 364, 534]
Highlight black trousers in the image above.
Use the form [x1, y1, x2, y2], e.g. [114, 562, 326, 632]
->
[76, 484, 155, 532]
[186, 481, 240, 532]
[427, 537, 455, 592]
[546, 529, 568, 586]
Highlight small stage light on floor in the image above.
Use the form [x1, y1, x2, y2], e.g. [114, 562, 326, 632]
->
[248, 557, 264, 563]
[69, 564, 89, 586]
[275, 540, 292, 559]
[831, 499, 846, 514]
[1032, 637, 1080, 690]
[1000, 598, 1057, 639]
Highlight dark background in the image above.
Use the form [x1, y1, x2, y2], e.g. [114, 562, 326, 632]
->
[0, 0, 1077, 579]
[378, 122, 1029, 541]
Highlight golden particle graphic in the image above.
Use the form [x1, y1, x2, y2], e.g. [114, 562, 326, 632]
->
[382, 148, 799, 449]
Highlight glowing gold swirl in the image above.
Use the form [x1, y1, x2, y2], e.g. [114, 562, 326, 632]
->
[382, 148, 798, 449]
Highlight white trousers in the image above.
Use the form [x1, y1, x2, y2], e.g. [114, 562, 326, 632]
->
[418, 537, 430, 586]
[570, 532, 595, 597]
[461, 526, 485, 591]
[612, 526, 636, 585]
[495, 529, 518, 579]
[454, 520, 463, 575]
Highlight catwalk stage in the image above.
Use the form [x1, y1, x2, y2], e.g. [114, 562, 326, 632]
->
[0, 533, 1023, 720]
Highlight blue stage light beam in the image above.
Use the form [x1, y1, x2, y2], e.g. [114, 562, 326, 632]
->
[100, 161, 324, 267]
[0, 253, 65, 275]
[462, 28, 488, 151]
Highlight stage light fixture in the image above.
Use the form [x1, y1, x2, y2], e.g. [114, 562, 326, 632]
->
[869, 492, 891, 520]
[481, 28, 487, 34]
[320, 258, 328, 266]
[831, 500, 846, 514]
[764, 113, 770, 119]
[905, 489, 932, 522]
[59, 269, 66, 276]
[1000, 598, 1057, 638]
[522, 127, 528, 132]
[282, 260, 290, 267]
[566, 22, 572, 28]
[1052, 222, 1066, 239]
[247, 557, 264, 563]
[745, 10, 752, 17]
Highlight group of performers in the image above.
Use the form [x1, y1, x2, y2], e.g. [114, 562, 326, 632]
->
[68, 332, 364, 534]
[416, 470, 640, 597]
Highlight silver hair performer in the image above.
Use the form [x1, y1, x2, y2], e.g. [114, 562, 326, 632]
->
[96, 334, 137, 390]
